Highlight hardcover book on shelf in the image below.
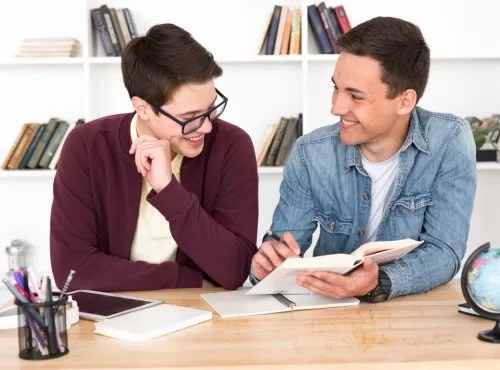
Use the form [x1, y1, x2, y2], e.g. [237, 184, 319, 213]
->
[247, 238, 423, 295]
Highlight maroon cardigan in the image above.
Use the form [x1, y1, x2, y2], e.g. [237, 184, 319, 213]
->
[50, 113, 258, 291]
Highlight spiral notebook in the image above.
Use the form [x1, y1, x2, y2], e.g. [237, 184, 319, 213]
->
[201, 288, 359, 319]
[94, 303, 212, 341]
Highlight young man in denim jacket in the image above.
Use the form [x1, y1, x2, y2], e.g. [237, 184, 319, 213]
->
[250, 17, 477, 303]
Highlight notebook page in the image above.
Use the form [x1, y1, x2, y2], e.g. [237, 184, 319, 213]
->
[284, 294, 359, 310]
[201, 288, 288, 318]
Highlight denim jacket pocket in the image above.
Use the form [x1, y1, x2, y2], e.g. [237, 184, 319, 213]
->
[390, 192, 432, 240]
[313, 211, 353, 255]
[392, 192, 433, 215]
[313, 210, 353, 235]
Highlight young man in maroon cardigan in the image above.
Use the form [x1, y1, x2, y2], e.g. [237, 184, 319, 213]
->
[50, 24, 259, 292]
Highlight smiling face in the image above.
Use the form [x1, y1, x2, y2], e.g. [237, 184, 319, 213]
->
[331, 52, 416, 161]
[133, 80, 218, 158]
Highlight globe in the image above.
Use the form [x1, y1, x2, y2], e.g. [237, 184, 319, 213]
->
[461, 242, 500, 343]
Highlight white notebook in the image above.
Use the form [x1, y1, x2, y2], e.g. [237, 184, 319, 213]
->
[201, 288, 359, 319]
[94, 303, 212, 341]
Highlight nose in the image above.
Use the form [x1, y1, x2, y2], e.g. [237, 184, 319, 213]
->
[196, 117, 212, 135]
[331, 90, 349, 117]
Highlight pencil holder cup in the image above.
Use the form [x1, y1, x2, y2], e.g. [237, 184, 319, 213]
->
[15, 297, 69, 360]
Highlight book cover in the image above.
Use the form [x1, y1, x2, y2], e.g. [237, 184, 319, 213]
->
[94, 304, 212, 341]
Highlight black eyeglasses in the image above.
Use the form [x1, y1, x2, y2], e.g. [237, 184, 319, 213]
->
[151, 88, 228, 135]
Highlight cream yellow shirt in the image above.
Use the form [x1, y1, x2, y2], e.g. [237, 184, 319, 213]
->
[129, 114, 183, 263]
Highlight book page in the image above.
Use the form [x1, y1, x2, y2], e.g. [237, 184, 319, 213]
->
[351, 239, 423, 264]
[246, 254, 357, 295]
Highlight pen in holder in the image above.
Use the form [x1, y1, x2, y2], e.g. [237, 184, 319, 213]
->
[14, 296, 69, 360]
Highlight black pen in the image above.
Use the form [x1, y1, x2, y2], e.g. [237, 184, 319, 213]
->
[272, 293, 296, 310]
[266, 230, 282, 242]
[266, 230, 301, 256]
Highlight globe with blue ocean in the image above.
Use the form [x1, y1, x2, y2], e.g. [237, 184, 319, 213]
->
[461, 242, 500, 343]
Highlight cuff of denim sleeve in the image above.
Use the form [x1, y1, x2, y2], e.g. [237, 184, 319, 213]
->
[379, 265, 403, 299]
[248, 268, 260, 286]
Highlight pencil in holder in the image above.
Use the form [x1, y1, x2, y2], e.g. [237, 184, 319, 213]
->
[15, 297, 69, 360]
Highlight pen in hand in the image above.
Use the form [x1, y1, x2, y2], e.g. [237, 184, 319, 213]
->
[266, 230, 283, 242]
[266, 230, 301, 256]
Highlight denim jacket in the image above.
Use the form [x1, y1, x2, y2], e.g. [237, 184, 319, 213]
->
[255, 107, 477, 299]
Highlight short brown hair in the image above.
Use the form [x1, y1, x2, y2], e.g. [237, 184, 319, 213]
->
[336, 17, 430, 102]
[121, 23, 223, 108]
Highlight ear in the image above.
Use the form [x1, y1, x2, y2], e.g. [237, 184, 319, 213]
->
[131, 96, 152, 121]
[397, 89, 417, 116]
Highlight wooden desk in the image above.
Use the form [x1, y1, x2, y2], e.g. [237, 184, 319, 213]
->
[0, 281, 499, 370]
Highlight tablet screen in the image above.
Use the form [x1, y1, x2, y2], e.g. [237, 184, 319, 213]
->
[70, 290, 159, 318]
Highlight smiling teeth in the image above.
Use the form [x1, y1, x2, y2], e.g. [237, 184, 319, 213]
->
[342, 119, 358, 127]
[187, 136, 202, 142]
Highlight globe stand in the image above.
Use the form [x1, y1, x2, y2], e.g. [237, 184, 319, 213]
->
[478, 320, 500, 344]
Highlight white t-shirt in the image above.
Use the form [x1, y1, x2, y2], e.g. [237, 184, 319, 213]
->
[360, 151, 399, 243]
[129, 114, 183, 263]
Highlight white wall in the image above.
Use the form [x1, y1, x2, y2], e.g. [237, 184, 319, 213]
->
[0, 0, 499, 279]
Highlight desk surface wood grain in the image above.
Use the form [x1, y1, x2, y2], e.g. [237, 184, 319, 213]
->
[0, 281, 499, 370]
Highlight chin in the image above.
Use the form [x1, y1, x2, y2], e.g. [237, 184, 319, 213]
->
[178, 143, 205, 158]
[339, 132, 362, 146]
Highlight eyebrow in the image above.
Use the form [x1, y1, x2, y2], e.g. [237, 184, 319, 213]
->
[178, 95, 218, 116]
[331, 77, 368, 96]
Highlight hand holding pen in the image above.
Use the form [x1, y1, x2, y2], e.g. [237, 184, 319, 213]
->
[251, 230, 301, 281]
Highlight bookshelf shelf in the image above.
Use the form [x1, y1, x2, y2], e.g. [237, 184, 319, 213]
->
[0, 167, 288, 178]
[0, 57, 85, 66]
[0, 170, 56, 178]
[88, 55, 304, 65]
[3, 54, 498, 67]
[2, 163, 500, 179]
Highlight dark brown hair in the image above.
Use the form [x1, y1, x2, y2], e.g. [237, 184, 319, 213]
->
[121, 23, 223, 109]
[336, 17, 430, 102]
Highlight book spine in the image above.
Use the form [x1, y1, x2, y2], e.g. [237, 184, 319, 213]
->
[123, 8, 137, 39]
[2, 124, 28, 169]
[90, 8, 116, 57]
[38, 121, 70, 169]
[100, 5, 121, 56]
[265, 6, 282, 55]
[19, 124, 46, 169]
[307, 5, 333, 54]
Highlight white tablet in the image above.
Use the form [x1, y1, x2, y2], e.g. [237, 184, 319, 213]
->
[68, 290, 162, 321]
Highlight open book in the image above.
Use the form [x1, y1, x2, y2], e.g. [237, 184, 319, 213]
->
[201, 288, 359, 319]
[247, 238, 423, 295]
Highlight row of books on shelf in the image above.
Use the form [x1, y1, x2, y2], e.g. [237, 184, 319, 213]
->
[259, 6, 301, 55]
[256, 113, 303, 167]
[1, 118, 85, 171]
[259, 2, 351, 56]
[307, 2, 351, 54]
[91, 4, 138, 57]
[17, 38, 81, 58]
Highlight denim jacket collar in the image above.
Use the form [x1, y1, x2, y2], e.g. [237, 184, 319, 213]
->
[344, 109, 430, 171]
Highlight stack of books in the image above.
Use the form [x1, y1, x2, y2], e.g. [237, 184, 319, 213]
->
[259, 5, 302, 55]
[256, 113, 302, 167]
[307, 2, 351, 54]
[16, 38, 80, 58]
[90, 4, 137, 56]
[1, 118, 85, 171]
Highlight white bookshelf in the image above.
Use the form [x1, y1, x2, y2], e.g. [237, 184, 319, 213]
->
[3, 162, 500, 179]
[0, 0, 499, 277]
